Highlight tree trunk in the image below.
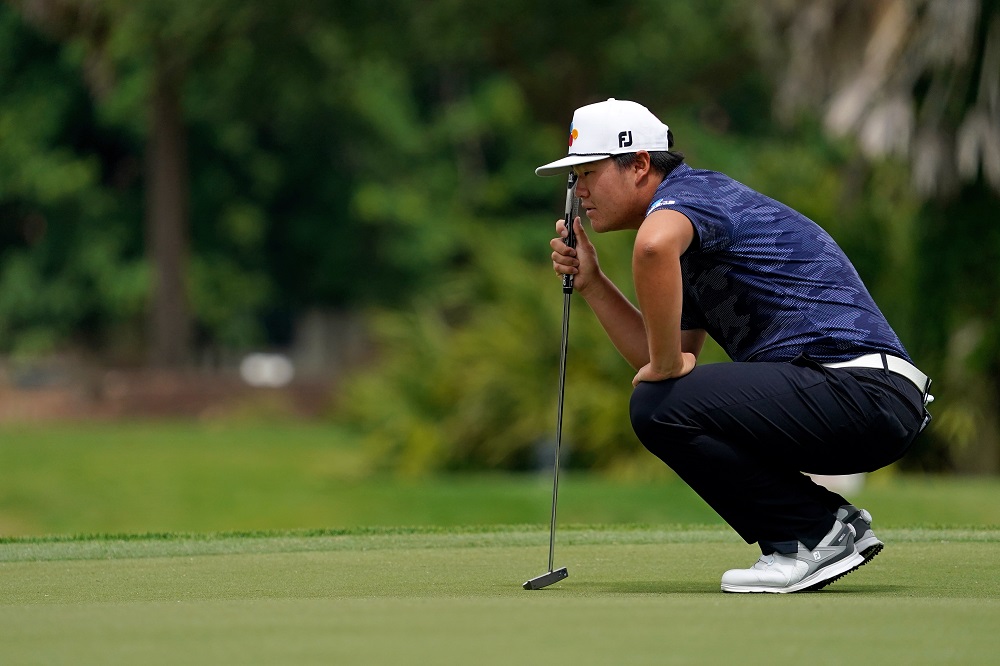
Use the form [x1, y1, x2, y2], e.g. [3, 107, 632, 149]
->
[145, 48, 191, 367]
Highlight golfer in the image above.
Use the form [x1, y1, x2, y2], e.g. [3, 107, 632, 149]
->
[538, 99, 933, 593]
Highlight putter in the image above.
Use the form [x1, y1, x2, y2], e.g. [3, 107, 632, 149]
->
[523, 172, 579, 591]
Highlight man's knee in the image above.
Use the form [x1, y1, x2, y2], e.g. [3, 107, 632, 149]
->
[629, 382, 697, 450]
[629, 382, 658, 440]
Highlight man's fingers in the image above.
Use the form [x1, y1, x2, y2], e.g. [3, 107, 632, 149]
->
[551, 246, 578, 273]
[550, 218, 577, 260]
[552, 217, 590, 277]
[550, 236, 576, 255]
[551, 224, 578, 274]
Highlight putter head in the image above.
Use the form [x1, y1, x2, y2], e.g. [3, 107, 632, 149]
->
[522, 567, 569, 590]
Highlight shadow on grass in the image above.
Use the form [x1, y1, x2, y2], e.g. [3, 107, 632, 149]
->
[815, 584, 909, 595]
[573, 580, 720, 594]
[569, 581, 909, 595]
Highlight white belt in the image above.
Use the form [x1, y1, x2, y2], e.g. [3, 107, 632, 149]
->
[824, 353, 934, 405]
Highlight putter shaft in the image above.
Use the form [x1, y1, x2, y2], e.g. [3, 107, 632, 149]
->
[548, 291, 571, 572]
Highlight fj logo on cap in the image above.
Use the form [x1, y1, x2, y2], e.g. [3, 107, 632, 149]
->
[618, 130, 633, 148]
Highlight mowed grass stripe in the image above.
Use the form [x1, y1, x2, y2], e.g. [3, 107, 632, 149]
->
[2, 524, 998, 563]
[1, 528, 998, 599]
[2, 536, 998, 601]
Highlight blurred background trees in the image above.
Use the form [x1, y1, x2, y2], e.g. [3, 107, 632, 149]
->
[1, 0, 997, 473]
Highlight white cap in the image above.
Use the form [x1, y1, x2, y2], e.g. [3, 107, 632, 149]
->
[535, 98, 671, 177]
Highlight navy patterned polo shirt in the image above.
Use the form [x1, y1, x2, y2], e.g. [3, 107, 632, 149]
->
[645, 163, 910, 364]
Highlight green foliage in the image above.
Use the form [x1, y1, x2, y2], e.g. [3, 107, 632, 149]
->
[339, 227, 641, 475]
[0, 8, 145, 356]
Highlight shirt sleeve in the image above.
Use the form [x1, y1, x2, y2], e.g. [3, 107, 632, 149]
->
[646, 196, 732, 254]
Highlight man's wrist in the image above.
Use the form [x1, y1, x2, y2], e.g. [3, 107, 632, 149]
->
[577, 271, 609, 299]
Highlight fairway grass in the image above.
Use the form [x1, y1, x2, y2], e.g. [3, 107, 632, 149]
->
[3, 526, 998, 665]
[4, 420, 1000, 536]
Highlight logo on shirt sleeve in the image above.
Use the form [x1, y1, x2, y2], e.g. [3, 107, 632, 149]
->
[646, 197, 679, 217]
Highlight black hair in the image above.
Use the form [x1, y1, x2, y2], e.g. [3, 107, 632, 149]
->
[612, 150, 685, 176]
[611, 128, 684, 176]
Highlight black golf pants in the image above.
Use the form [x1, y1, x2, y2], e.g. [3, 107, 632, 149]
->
[629, 354, 927, 554]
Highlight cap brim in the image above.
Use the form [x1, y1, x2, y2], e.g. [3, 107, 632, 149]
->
[534, 153, 611, 177]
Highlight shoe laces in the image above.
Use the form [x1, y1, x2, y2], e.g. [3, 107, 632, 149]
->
[753, 555, 776, 570]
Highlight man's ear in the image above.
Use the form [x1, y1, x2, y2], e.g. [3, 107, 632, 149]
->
[633, 151, 653, 184]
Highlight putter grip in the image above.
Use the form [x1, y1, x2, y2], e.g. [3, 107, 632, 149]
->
[562, 173, 579, 294]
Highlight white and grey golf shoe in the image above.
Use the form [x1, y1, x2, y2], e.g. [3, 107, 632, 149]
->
[720, 519, 864, 594]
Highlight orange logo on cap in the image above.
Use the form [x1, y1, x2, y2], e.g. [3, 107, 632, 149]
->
[568, 128, 579, 147]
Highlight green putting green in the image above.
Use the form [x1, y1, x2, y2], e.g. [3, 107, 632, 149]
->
[3, 526, 998, 665]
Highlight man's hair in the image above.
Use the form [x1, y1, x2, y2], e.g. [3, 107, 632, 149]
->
[612, 150, 685, 177]
[611, 128, 684, 176]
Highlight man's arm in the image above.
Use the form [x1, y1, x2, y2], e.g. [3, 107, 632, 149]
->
[552, 217, 651, 369]
[631, 209, 697, 383]
[682, 328, 707, 358]
[578, 271, 650, 370]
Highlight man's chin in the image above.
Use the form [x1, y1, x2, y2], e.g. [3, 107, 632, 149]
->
[585, 212, 604, 232]
[587, 216, 612, 233]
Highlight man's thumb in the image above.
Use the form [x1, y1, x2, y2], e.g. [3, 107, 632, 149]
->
[573, 216, 589, 244]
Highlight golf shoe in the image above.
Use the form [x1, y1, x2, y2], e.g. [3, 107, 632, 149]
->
[720, 519, 864, 593]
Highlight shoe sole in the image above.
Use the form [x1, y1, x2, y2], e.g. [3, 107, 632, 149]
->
[857, 537, 884, 563]
[721, 551, 865, 594]
[800, 551, 867, 592]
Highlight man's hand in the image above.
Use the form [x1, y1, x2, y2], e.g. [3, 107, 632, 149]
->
[632, 352, 698, 387]
[550, 216, 600, 293]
